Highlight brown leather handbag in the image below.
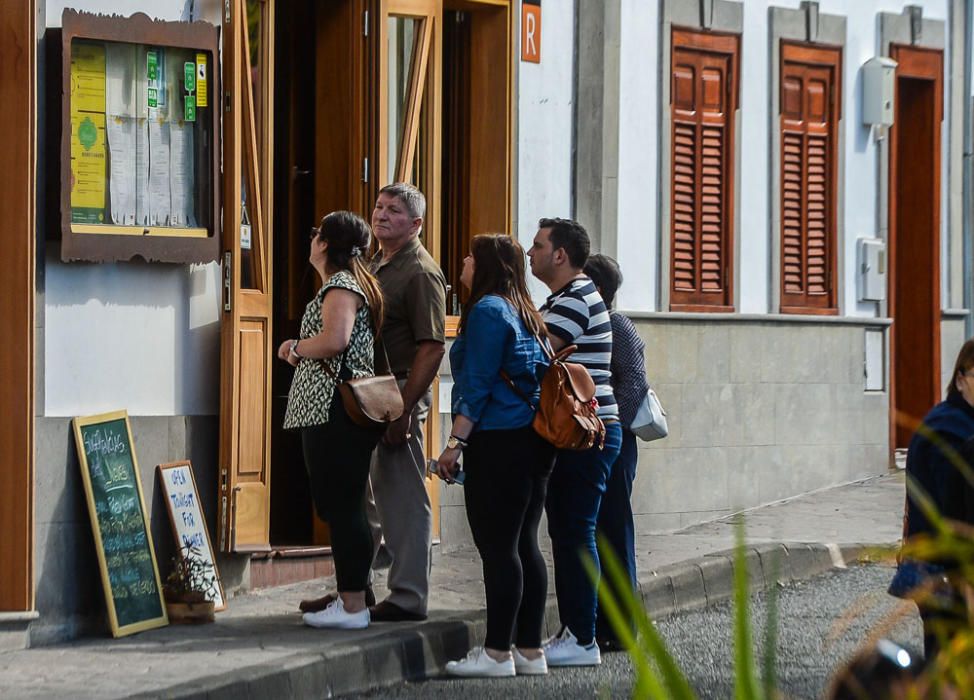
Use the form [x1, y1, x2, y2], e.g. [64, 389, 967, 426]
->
[503, 343, 606, 451]
[322, 344, 404, 431]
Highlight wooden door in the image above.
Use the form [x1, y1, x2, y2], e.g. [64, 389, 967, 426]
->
[218, 0, 274, 552]
[377, 0, 444, 538]
[669, 29, 738, 312]
[0, 0, 35, 611]
[889, 45, 943, 449]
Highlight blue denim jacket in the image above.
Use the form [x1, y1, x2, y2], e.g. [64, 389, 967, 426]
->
[450, 295, 548, 431]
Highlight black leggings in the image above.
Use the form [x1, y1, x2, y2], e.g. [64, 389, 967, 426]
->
[463, 426, 555, 650]
[300, 395, 381, 592]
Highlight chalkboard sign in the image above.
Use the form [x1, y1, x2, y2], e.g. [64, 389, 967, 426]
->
[157, 461, 225, 610]
[73, 410, 168, 637]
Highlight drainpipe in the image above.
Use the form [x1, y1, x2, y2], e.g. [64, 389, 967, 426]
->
[964, 0, 974, 337]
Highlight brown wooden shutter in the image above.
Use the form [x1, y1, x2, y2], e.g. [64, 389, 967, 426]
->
[670, 30, 738, 311]
[780, 44, 841, 313]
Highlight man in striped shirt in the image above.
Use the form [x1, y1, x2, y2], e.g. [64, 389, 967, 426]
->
[528, 218, 623, 667]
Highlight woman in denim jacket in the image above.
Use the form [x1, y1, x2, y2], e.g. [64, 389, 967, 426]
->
[437, 234, 555, 678]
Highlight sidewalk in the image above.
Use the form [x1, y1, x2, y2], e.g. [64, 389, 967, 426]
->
[0, 472, 905, 699]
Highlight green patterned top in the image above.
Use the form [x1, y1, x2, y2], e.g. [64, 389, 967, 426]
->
[283, 270, 376, 429]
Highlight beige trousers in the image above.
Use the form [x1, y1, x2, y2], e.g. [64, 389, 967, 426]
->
[365, 384, 433, 614]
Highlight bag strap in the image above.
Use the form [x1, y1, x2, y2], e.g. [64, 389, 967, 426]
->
[500, 369, 538, 411]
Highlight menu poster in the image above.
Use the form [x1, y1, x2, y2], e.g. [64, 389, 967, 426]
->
[70, 42, 107, 224]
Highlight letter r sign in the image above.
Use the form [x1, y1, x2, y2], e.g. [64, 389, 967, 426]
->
[521, 0, 541, 64]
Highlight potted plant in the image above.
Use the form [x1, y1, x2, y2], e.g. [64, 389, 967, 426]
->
[163, 544, 218, 624]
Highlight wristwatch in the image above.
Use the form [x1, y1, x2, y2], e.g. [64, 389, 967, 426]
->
[446, 435, 468, 451]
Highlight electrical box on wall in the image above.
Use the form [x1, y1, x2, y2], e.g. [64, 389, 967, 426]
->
[862, 57, 897, 127]
[857, 237, 887, 302]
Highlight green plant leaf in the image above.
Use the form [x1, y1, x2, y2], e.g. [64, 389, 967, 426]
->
[761, 549, 780, 699]
[591, 536, 697, 700]
[733, 520, 763, 700]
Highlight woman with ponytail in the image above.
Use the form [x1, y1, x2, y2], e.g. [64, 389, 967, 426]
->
[437, 234, 555, 678]
[278, 210, 385, 630]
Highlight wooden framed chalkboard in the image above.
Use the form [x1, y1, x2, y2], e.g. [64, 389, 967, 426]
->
[73, 410, 168, 636]
[157, 461, 226, 610]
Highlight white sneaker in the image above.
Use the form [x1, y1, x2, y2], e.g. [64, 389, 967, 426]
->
[512, 647, 548, 675]
[445, 647, 516, 678]
[302, 597, 369, 630]
[543, 626, 602, 667]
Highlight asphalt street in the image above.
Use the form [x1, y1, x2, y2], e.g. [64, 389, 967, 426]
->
[348, 563, 923, 699]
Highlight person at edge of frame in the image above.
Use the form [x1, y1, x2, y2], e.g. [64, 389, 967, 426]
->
[894, 338, 974, 660]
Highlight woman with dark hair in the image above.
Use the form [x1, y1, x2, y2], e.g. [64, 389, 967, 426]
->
[437, 234, 555, 678]
[893, 338, 974, 659]
[583, 253, 649, 651]
[277, 210, 385, 630]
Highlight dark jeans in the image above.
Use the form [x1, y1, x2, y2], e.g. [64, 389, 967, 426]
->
[464, 426, 555, 650]
[300, 395, 381, 592]
[595, 428, 639, 643]
[545, 420, 623, 645]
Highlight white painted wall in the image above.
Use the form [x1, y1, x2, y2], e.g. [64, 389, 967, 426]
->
[516, 0, 576, 303]
[605, 0, 950, 315]
[43, 0, 222, 417]
[615, 0, 660, 312]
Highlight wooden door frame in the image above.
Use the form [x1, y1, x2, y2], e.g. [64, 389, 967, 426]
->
[0, 0, 35, 612]
[887, 44, 943, 451]
[218, 0, 274, 552]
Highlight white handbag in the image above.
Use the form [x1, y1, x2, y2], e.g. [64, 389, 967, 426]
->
[630, 387, 668, 442]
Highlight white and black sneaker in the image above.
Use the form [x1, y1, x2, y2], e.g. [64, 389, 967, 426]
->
[302, 597, 369, 630]
[543, 626, 602, 667]
[445, 647, 516, 678]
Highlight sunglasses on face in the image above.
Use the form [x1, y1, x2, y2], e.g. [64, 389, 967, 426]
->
[309, 227, 321, 242]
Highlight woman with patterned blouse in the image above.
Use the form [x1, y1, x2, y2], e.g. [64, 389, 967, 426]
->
[277, 211, 385, 630]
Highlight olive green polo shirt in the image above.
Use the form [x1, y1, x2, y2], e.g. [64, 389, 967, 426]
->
[370, 236, 447, 376]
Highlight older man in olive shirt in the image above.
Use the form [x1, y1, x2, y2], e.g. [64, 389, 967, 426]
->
[366, 183, 446, 621]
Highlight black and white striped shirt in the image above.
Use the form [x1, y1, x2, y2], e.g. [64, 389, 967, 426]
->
[540, 277, 619, 420]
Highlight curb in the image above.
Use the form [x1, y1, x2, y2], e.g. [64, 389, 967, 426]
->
[131, 541, 899, 699]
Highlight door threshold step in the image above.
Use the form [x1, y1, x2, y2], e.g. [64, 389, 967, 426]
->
[250, 546, 335, 589]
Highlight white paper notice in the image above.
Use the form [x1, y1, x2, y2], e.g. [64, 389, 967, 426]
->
[148, 118, 171, 226]
[105, 43, 136, 116]
[105, 44, 138, 225]
[106, 117, 136, 225]
[136, 119, 149, 225]
[169, 121, 196, 227]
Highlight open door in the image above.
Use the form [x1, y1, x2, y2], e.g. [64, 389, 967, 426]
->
[888, 45, 942, 450]
[377, 0, 444, 538]
[218, 0, 274, 552]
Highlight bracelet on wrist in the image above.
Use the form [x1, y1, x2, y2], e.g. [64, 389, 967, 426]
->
[289, 339, 303, 358]
[447, 434, 468, 451]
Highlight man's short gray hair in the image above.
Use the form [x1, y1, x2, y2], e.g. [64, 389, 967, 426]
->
[379, 182, 426, 220]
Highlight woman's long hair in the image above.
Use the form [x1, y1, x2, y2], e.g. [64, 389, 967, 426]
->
[947, 338, 974, 398]
[458, 234, 547, 339]
[316, 211, 385, 336]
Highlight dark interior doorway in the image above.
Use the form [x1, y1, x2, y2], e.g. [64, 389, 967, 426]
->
[269, 0, 320, 547]
[889, 46, 943, 450]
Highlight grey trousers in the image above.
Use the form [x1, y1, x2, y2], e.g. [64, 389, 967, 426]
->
[366, 385, 433, 615]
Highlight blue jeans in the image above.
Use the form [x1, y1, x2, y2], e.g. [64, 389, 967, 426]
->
[545, 421, 623, 645]
[595, 428, 638, 642]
